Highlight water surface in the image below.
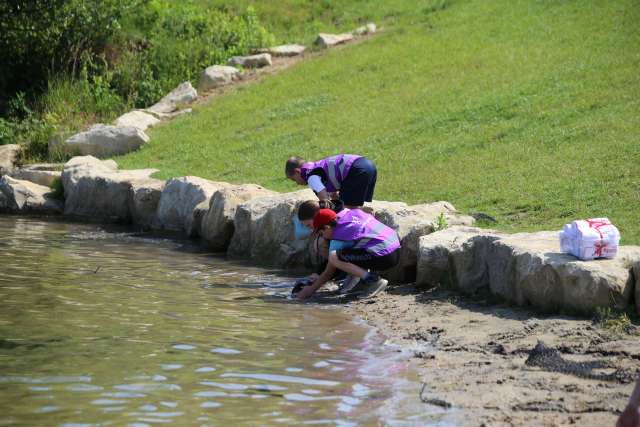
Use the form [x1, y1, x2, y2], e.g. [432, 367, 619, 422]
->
[0, 217, 453, 426]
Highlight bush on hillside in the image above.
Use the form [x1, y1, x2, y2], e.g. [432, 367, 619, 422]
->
[0, 0, 274, 159]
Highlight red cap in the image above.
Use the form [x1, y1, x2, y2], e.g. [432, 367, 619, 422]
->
[313, 209, 337, 230]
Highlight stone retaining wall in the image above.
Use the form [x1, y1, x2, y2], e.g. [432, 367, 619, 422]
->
[2, 155, 638, 317]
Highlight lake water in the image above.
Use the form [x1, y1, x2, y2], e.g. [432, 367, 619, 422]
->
[0, 217, 455, 426]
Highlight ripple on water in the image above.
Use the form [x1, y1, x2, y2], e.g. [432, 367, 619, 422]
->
[195, 367, 216, 373]
[172, 344, 196, 351]
[220, 373, 339, 387]
[210, 347, 242, 355]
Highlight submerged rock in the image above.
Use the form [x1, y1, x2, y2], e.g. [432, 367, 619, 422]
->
[0, 176, 63, 214]
[61, 124, 150, 158]
[62, 156, 158, 222]
[198, 65, 240, 92]
[417, 226, 640, 314]
[146, 82, 197, 115]
[0, 144, 21, 176]
[201, 184, 276, 251]
[228, 53, 272, 68]
[228, 189, 315, 267]
[114, 110, 160, 132]
[154, 176, 230, 236]
[315, 33, 354, 48]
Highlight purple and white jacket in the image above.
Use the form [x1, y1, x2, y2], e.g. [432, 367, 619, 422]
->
[332, 209, 400, 257]
[300, 154, 362, 192]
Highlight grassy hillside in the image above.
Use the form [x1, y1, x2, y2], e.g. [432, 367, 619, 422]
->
[116, 0, 640, 243]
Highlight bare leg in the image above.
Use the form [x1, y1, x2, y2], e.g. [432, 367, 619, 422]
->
[328, 251, 367, 279]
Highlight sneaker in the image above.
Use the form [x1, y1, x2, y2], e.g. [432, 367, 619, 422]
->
[339, 275, 361, 294]
[361, 277, 388, 298]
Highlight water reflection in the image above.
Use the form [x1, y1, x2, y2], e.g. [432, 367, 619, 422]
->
[0, 217, 457, 426]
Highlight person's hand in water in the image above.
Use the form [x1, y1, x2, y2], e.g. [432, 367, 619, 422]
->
[296, 284, 316, 300]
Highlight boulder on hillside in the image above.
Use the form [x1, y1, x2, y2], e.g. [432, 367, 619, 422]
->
[201, 184, 277, 251]
[144, 108, 193, 120]
[0, 144, 21, 176]
[146, 82, 197, 115]
[228, 189, 316, 267]
[258, 44, 306, 57]
[417, 227, 640, 315]
[368, 200, 475, 283]
[154, 176, 230, 236]
[227, 53, 272, 68]
[62, 124, 150, 158]
[198, 65, 241, 92]
[11, 164, 61, 188]
[62, 155, 158, 222]
[315, 33, 354, 48]
[0, 176, 63, 214]
[114, 110, 160, 132]
[352, 23, 377, 36]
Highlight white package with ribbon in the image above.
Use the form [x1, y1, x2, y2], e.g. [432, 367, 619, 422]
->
[559, 217, 620, 260]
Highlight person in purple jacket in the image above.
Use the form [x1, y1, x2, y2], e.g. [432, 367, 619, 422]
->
[285, 154, 377, 208]
[295, 208, 400, 300]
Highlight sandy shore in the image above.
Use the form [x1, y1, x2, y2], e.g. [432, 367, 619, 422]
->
[343, 284, 640, 427]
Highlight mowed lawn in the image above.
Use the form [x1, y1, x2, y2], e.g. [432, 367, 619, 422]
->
[116, 0, 640, 243]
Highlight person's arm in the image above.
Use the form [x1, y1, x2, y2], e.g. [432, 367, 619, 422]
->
[617, 378, 640, 427]
[307, 175, 330, 201]
[296, 261, 337, 300]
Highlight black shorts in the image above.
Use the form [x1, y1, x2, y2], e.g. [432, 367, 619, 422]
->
[340, 157, 377, 206]
[336, 248, 400, 272]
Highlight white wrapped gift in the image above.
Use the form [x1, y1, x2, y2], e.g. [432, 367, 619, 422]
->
[559, 217, 620, 260]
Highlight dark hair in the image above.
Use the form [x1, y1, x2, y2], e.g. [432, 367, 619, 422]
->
[285, 156, 305, 177]
[297, 200, 336, 221]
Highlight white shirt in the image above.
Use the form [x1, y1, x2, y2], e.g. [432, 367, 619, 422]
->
[307, 175, 326, 193]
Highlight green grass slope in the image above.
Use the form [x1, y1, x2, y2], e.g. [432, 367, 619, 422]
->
[117, 0, 640, 243]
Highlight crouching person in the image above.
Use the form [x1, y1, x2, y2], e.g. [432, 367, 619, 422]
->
[296, 208, 400, 300]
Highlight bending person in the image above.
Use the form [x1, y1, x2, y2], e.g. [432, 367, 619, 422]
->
[285, 154, 377, 209]
[296, 208, 400, 300]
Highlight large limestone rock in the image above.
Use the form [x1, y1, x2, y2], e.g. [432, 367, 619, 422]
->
[198, 65, 240, 92]
[62, 124, 150, 158]
[129, 179, 165, 228]
[62, 156, 158, 222]
[368, 200, 475, 283]
[146, 82, 197, 115]
[315, 33, 354, 48]
[0, 176, 63, 214]
[11, 164, 61, 188]
[114, 110, 160, 132]
[416, 226, 493, 288]
[417, 227, 640, 315]
[201, 184, 277, 251]
[258, 44, 306, 57]
[227, 53, 272, 68]
[228, 189, 315, 267]
[0, 144, 21, 175]
[154, 177, 230, 236]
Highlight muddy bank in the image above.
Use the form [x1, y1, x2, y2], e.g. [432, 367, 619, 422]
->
[343, 284, 640, 426]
